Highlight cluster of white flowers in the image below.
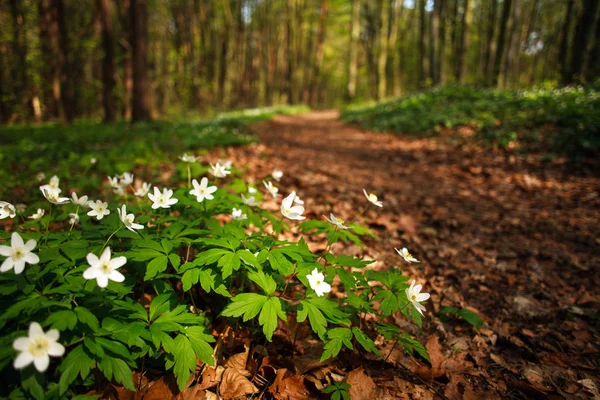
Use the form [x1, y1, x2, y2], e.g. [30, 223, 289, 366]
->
[0, 158, 433, 377]
[107, 172, 134, 196]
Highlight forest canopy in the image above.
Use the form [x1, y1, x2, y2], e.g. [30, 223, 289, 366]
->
[1, 0, 599, 124]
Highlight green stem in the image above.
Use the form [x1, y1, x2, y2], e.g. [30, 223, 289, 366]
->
[101, 226, 122, 252]
[43, 206, 53, 244]
[187, 165, 192, 188]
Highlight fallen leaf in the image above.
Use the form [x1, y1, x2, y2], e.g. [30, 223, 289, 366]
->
[268, 368, 311, 400]
[346, 368, 376, 400]
[219, 368, 258, 399]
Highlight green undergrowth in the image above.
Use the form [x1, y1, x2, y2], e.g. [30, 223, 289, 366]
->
[341, 85, 600, 158]
[0, 105, 308, 201]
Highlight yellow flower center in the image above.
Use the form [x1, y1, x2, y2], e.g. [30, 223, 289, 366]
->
[28, 338, 50, 357]
[101, 263, 112, 273]
[337, 218, 345, 225]
[369, 194, 378, 202]
[13, 249, 24, 260]
[412, 295, 418, 301]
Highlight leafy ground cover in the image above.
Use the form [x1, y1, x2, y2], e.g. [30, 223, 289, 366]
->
[0, 105, 308, 201]
[0, 105, 442, 399]
[341, 85, 600, 158]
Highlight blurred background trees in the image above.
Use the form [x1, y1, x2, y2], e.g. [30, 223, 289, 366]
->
[0, 0, 598, 124]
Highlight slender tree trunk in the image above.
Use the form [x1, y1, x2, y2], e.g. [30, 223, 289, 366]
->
[389, 0, 404, 96]
[38, 0, 63, 120]
[483, 0, 497, 85]
[570, 0, 599, 83]
[456, 0, 473, 83]
[430, 0, 440, 85]
[310, 1, 328, 107]
[55, 0, 76, 122]
[586, 6, 600, 81]
[377, 0, 390, 99]
[418, 0, 427, 87]
[347, 0, 361, 100]
[130, 0, 152, 121]
[492, 0, 511, 87]
[558, 0, 574, 84]
[97, 0, 116, 122]
[437, 0, 446, 85]
[501, 0, 520, 88]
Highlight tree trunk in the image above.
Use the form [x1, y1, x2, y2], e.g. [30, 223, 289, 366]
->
[483, 0, 497, 85]
[501, 0, 520, 88]
[377, 0, 389, 100]
[38, 0, 63, 120]
[456, 0, 473, 83]
[310, 1, 328, 107]
[586, 5, 600, 82]
[430, 0, 440, 85]
[130, 0, 152, 121]
[418, 0, 427, 87]
[492, 0, 511, 87]
[97, 0, 116, 122]
[570, 0, 599, 83]
[389, 0, 404, 96]
[347, 0, 361, 100]
[437, 0, 446, 85]
[558, 0, 574, 84]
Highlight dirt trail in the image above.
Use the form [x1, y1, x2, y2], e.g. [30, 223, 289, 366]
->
[223, 111, 600, 397]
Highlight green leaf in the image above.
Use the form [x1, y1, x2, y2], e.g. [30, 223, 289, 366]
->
[297, 300, 327, 339]
[352, 327, 381, 357]
[98, 357, 135, 391]
[221, 293, 267, 321]
[373, 290, 399, 316]
[83, 338, 104, 357]
[248, 270, 277, 295]
[182, 268, 200, 292]
[21, 368, 45, 400]
[198, 269, 216, 293]
[195, 248, 230, 265]
[185, 326, 215, 366]
[74, 307, 100, 331]
[161, 239, 174, 254]
[144, 255, 169, 280]
[134, 239, 165, 253]
[236, 249, 261, 269]
[308, 298, 351, 325]
[457, 308, 483, 330]
[95, 337, 133, 360]
[398, 332, 430, 363]
[268, 249, 294, 275]
[149, 293, 172, 321]
[45, 310, 77, 331]
[170, 334, 196, 391]
[218, 252, 240, 279]
[168, 253, 181, 269]
[259, 297, 286, 341]
[58, 345, 95, 395]
[320, 328, 353, 362]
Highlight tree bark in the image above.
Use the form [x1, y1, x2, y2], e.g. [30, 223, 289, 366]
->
[130, 0, 152, 121]
[377, 0, 390, 99]
[389, 0, 404, 96]
[456, 0, 473, 83]
[586, 5, 600, 82]
[570, 0, 599, 83]
[501, 0, 520, 88]
[437, 0, 446, 85]
[492, 0, 511, 87]
[558, 0, 574, 84]
[430, 0, 440, 85]
[310, 1, 329, 106]
[38, 0, 63, 120]
[347, 0, 361, 100]
[418, 0, 427, 87]
[97, 0, 116, 122]
[483, 0, 497, 85]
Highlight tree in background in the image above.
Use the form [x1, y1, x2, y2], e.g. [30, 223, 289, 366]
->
[0, 0, 599, 124]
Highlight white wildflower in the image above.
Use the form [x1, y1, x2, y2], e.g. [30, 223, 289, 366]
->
[13, 322, 65, 372]
[0, 232, 40, 274]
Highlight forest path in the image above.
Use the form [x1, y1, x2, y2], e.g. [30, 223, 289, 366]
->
[223, 111, 600, 396]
